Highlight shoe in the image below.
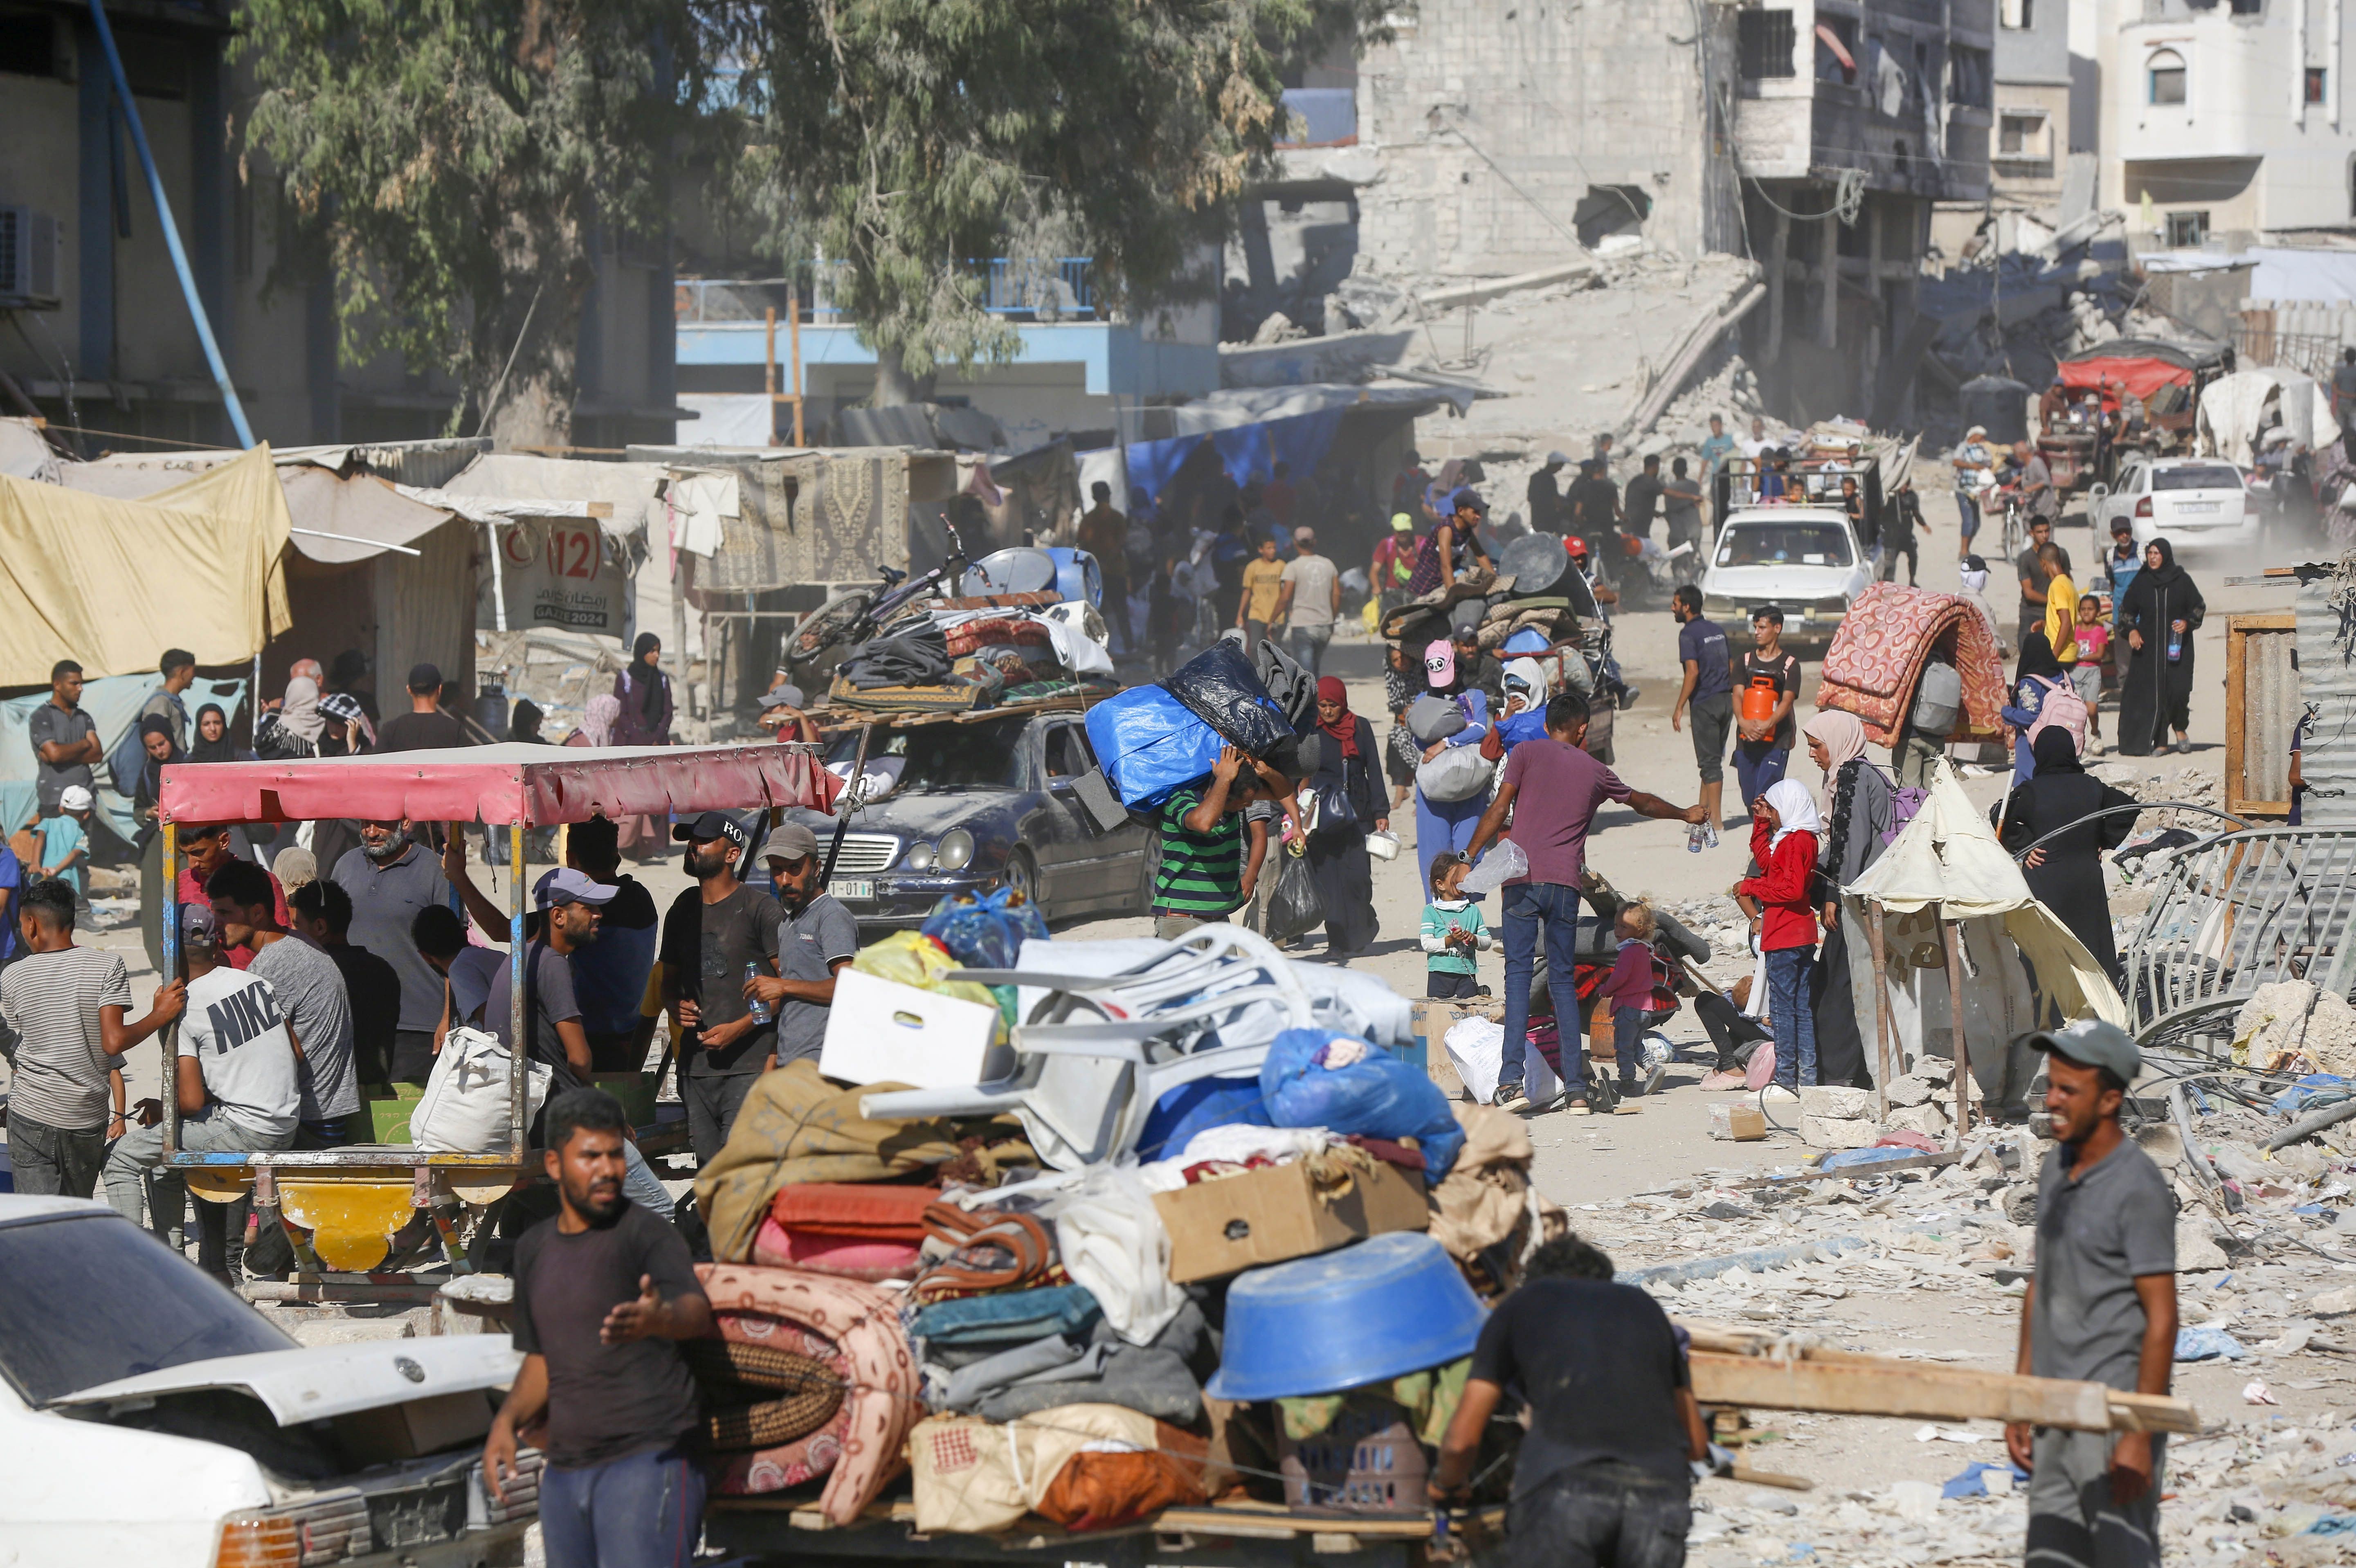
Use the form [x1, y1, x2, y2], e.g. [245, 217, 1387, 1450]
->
[1566, 1097, 1592, 1115]
[2175, 738, 2193, 754]
[1704, 824, 1721, 849]
[1618, 685, 1641, 711]
[1687, 822, 1705, 854]
[1492, 1082, 1531, 1113]
[1618, 1079, 1644, 1098]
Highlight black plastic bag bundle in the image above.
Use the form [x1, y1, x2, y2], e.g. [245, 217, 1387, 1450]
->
[1264, 850, 1325, 943]
[1162, 641, 1294, 756]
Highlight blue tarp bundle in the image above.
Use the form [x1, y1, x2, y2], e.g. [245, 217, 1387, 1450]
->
[1124, 409, 1349, 508]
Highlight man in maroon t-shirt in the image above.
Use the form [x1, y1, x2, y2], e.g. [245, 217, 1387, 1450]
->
[172, 824, 288, 973]
[1466, 693, 1703, 1114]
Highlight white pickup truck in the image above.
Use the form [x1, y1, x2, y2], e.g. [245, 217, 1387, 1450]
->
[0, 1195, 537, 1568]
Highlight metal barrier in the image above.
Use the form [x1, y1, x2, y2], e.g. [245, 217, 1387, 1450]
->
[2122, 826, 2356, 1054]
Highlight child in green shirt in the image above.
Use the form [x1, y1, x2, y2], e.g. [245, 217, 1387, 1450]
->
[1420, 852, 1493, 998]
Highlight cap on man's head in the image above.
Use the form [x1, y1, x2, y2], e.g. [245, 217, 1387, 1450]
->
[1545, 449, 1569, 466]
[1450, 487, 1488, 516]
[2027, 1017, 2141, 1087]
[180, 901, 219, 948]
[760, 822, 822, 863]
[2110, 514, 2135, 535]
[672, 811, 751, 851]
[757, 684, 807, 711]
[407, 662, 443, 692]
[1389, 513, 1414, 533]
[1966, 424, 1988, 439]
[535, 867, 619, 909]
[58, 785, 93, 813]
[1293, 526, 1316, 547]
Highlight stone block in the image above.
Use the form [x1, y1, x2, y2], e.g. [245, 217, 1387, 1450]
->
[1885, 1074, 1933, 1107]
[2175, 1214, 2229, 1273]
[1801, 1114, 1880, 1150]
[1883, 1103, 1952, 1139]
[1799, 1085, 1874, 1119]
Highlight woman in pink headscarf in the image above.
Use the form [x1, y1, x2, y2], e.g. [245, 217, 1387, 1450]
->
[1801, 709, 1893, 1089]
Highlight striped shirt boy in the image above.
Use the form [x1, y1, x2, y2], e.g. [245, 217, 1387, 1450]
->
[1152, 786, 1245, 917]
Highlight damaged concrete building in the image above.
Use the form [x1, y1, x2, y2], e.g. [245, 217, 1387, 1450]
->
[1240, 0, 1996, 426]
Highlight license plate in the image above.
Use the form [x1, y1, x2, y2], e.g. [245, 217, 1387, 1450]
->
[829, 880, 875, 901]
[2180, 501, 2220, 513]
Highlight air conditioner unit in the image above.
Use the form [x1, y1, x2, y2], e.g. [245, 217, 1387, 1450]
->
[0, 206, 63, 309]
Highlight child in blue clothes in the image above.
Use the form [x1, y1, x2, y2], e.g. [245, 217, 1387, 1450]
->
[1420, 853, 1493, 999]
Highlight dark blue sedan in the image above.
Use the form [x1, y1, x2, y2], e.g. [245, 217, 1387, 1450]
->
[777, 710, 1154, 929]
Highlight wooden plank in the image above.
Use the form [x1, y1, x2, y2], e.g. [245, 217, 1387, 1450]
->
[1690, 1352, 2113, 1429]
[1155, 1508, 1434, 1540]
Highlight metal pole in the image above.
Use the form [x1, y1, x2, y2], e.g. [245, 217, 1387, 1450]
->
[1867, 898, 1895, 1124]
[508, 820, 528, 1161]
[1943, 905, 1972, 1142]
[161, 819, 179, 1156]
[819, 724, 873, 889]
[789, 289, 805, 446]
[764, 307, 778, 448]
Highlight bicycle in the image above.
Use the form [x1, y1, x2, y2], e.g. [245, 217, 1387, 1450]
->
[781, 520, 974, 678]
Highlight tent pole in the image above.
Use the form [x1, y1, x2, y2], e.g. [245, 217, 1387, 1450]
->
[1867, 898, 1895, 1123]
[509, 820, 528, 1161]
[161, 820, 179, 1157]
[1943, 905, 1972, 1143]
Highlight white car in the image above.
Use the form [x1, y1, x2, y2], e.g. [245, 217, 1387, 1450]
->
[2090, 456, 2259, 552]
[1698, 505, 1874, 643]
[0, 1196, 534, 1568]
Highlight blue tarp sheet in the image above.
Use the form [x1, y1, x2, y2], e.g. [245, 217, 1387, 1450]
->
[1124, 409, 1349, 509]
[2, 675, 247, 847]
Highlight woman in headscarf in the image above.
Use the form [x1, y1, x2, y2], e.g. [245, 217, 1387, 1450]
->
[1736, 778, 1825, 1088]
[188, 703, 244, 764]
[2000, 631, 2072, 784]
[612, 633, 673, 747]
[256, 676, 327, 760]
[134, 714, 182, 974]
[2116, 537, 2205, 756]
[1302, 676, 1385, 959]
[569, 693, 623, 749]
[1996, 727, 2140, 982]
[508, 698, 551, 744]
[1802, 710, 1893, 1089]
[1413, 639, 1494, 895]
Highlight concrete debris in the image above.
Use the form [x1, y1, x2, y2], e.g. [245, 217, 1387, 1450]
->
[2233, 981, 2356, 1078]
[1249, 310, 1308, 346]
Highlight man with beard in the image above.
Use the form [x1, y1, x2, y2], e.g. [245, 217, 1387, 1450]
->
[744, 823, 857, 1070]
[332, 817, 502, 1083]
[659, 813, 779, 1161]
[485, 1088, 712, 1568]
[483, 869, 610, 1094]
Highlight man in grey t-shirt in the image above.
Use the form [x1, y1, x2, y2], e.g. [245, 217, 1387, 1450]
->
[333, 818, 503, 1082]
[27, 660, 102, 817]
[2007, 1019, 2177, 1568]
[214, 859, 359, 1140]
[1274, 529, 1343, 676]
[750, 824, 858, 1068]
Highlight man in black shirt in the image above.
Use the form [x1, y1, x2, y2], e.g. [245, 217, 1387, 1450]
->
[375, 663, 471, 753]
[1621, 453, 1666, 546]
[660, 812, 780, 1161]
[1431, 1235, 1707, 1564]
[487, 1089, 712, 1568]
[1566, 461, 1621, 585]
[1734, 607, 1801, 809]
[288, 880, 404, 1087]
[1526, 451, 1569, 534]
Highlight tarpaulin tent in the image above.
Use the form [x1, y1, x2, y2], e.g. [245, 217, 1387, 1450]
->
[0, 672, 246, 845]
[0, 443, 292, 685]
[1839, 762, 2128, 1127]
[1123, 407, 1349, 507]
[2055, 354, 2194, 407]
[2196, 367, 2339, 467]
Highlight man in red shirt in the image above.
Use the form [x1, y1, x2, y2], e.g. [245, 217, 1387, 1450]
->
[1465, 693, 1703, 1114]
[172, 824, 288, 971]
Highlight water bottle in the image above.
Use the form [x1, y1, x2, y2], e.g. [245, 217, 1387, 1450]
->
[2166, 625, 2183, 663]
[744, 961, 773, 1025]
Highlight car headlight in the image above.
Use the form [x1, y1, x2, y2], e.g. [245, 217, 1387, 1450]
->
[904, 841, 936, 871]
[1812, 596, 1849, 614]
[1704, 596, 1741, 618]
[937, 829, 975, 872]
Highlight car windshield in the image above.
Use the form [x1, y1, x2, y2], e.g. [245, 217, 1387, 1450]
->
[826, 721, 1025, 790]
[1716, 522, 1855, 568]
[2154, 465, 2241, 492]
[0, 1214, 294, 1404]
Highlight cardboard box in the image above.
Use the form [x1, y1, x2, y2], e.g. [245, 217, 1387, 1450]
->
[334, 1390, 495, 1463]
[1153, 1156, 1428, 1284]
[820, 969, 1012, 1088]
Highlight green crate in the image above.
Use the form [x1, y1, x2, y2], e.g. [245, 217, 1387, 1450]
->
[594, 1072, 659, 1128]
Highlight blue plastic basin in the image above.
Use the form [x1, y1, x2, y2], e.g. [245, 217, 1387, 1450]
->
[1206, 1232, 1487, 1401]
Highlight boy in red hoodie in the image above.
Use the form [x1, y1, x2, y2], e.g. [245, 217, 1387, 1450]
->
[1736, 780, 1822, 1088]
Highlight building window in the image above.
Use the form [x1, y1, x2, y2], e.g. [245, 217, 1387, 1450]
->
[1998, 111, 2048, 156]
[2309, 67, 2329, 103]
[2000, 0, 2032, 29]
[2230, 0, 2263, 13]
[1949, 45, 1992, 109]
[2148, 49, 2187, 105]
[1738, 10, 1796, 79]
[2166, 210, 2210, 247]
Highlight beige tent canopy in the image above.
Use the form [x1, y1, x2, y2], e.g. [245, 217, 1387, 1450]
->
[1839, 761, 2128, 1124]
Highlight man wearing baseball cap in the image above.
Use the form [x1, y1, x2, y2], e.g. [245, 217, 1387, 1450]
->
[483, 868, 618, 1094]
[375, 661, 470, 753]
[744, 822, 859, 1069]
[2006, 1018, 2177, 1567]
[658, 812, 779, 1159]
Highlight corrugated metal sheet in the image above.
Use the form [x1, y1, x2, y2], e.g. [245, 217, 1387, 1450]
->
[2296, 577, 2356, 824]
[2244, 623, 2295, 803]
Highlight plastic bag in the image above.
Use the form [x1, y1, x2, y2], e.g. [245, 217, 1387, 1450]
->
[1265, 848, 1325, 942]
[1084, 683, 1224, 808]
[1136, 1074, 1271, 1162]
[852, 931, 1005, 1038]
[1405, 695, 1467, 745]
[1458, 838, 1527, 895]
[1163, 642, 1294, 755]
[411, 1026, 551, 1152]
[1416, 745, 1490, 803]
[1260, 1027, 1465, 1179]
[923, 887, 1052, 970]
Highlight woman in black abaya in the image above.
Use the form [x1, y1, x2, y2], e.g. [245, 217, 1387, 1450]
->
[2116, 537, 2205, 756]
[1995, 727, 2140, 982]
[1304, 677, 1385, 959]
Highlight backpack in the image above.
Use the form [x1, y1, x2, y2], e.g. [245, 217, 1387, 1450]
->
[2025, 674, 2088, 754]
[1882, 786, 1929, 847]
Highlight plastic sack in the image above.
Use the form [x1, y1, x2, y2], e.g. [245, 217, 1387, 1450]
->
[1458, 838, 1528, 895]
[851, 931, 1005, 1039]
[1260, 1027, 1466, 1180]
[411, 1026, 551, 1152]
[1084, 683, 1224, 808]
[1416, 745, 1490, 803]
[1441, 1016, 1565, 1107]
[1405, 695, 1467, 745]
[1163, 642, 1294, 755]
[1265, 849, 1325, 942]
[922, 887, 1051, 970]
[1136, 1074, 1271, 1162]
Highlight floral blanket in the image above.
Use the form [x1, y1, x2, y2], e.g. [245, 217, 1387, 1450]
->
[1817, 583, 2008, 745]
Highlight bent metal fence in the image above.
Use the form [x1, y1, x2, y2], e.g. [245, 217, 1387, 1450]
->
[2122, 827, 2356, 1056]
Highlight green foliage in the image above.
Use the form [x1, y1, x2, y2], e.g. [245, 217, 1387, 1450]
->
[718, 0, 1386, 391]
[239, 0, 710, 433]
